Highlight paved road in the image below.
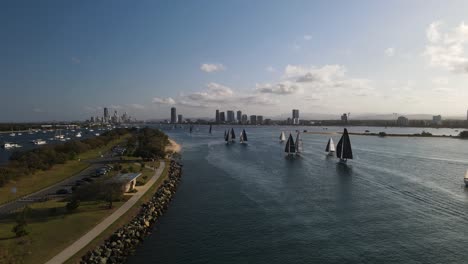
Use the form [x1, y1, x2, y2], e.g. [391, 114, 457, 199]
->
[45, 161, 166, 264]
[0, 154, 118, 216]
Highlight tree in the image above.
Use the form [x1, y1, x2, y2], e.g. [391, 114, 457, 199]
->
[459, 131, 468, 139]
[104, 182, 124, 209]
[66, 198, 80, 212]
[12, 206, 32, 237]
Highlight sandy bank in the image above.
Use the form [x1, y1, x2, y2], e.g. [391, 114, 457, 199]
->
[166, 138, 181, 153]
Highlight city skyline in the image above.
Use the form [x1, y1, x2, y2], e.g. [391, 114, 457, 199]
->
[3, 1, 468, 122]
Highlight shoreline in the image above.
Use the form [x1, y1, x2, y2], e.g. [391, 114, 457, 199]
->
[166, 138, 181, 153]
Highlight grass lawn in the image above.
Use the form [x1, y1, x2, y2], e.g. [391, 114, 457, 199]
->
[0, 136, 130, 205]
[0, 199, 126, 264]
[64, 160, 169, 264]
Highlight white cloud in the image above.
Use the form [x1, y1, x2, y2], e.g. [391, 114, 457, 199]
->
[128, 103, 145, 109]
[303, 35, 312, 40]
[427, 21, 442, 43]
[256, 82, 300, 95]
[424, 21, 468, 73]
[200, 63, 225, 73]
[152, 97, 176, 105]
[266, 66, 276, 72]
[109, 104, 122, 109]
[32, 108, 44, 113]
[385, 47, 395, 57]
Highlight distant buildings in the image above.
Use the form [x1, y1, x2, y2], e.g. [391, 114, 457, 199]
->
[292, 109, 299, 125]
[104, 107, 109, 123]
[170, 107, 177, 124]
[215, 110, 220, 123]
[396, 116, 409, 126]
[241, 114, 248, 124]
[341, 113, 348, 124]
[432, 115, 442, 125]
[236, 111, 242, 123]
[250, 115, 257, 125]
[220, 112, 226, 122]
[227, 110, 235, 123]
[257, 115, 263, 125]
[178, 114, 183, 124]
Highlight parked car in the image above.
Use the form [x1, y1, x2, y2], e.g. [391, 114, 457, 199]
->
[83, 177, 94, 182]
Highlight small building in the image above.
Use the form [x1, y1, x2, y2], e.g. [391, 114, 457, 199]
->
[113, 173, 142, 192]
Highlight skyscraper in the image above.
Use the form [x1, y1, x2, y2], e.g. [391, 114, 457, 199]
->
[236, 110, 242, 123]
[220, 112, 226, 122]
[178, 114, 183, 124]
[341, 113, 348, 124]
[216, 110, 220, 123]
[256, 115, 263, 125]
[227, 110, 235, 123]
[292, 109, 299, 125]
[250, 115, 257, 125]
[241, 114, 248, 124]
[171, 107, 177, 124]
[104, 107, 109, 123]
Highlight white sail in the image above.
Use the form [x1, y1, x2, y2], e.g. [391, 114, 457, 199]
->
[280, 131, 286, 141]
[328, 138, 336, 152]
[295, 132, 302, 153]
[465, 169, 468, 179]
[239, 131, 244, 143]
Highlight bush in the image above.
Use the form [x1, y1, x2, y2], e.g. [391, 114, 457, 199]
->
[66, 199, 80, 212]
[378, 132, 387, 137]
[421, 131, 432, 137]
[12, 206, 31, 237]
[459, 130, 468, 139]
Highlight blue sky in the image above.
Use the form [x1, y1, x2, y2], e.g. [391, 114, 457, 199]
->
[2, 0, 468, 121]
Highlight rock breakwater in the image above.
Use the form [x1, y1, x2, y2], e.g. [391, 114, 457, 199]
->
[80, 160, 183, 264]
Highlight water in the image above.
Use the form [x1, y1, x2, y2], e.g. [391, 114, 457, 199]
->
[128, 125, 468, 264]
[0, 129, 102, 165]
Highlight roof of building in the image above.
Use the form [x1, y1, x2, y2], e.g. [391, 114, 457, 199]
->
[113, 173, 141, 183]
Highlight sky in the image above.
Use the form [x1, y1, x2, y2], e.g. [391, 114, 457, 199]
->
[2, 0, 468, 122]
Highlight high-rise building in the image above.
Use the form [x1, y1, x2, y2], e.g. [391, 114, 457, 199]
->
[227, 110, 235, 123]
[432, 115, 442, 125]
[396, 116, 409, 126]
[104, 107, 109, 123]
[292, 109, 299, 125]
[216, 110, 220, 123]
[257, 115, 263, 125]
[171, 107, 177, 124]
[341, 113, 348, 124]
[250, 115, 257, 125]
[220, 112, 226, 122]
[241, 114, 248, 124]
[178, 114, 183, 124]
[236, 111, 242, 123]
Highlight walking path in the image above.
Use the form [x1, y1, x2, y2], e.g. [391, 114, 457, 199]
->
[45, 160, 166, 264]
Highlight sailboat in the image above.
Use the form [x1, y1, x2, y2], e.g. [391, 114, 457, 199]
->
[325, 138, 336, 156]
[225, 129, 232, 144]
[295, 132, 303, 153]
[336, 129, 353, 162]
[224, 130, 227, 140]
[189, 125, 193, 134]
[240, 129, 248, 144]
[464, 170, 468, 187]
[284, 134, 296, 156]
[209, 124, 212, 134]
[279, 131, 286, 143]
[230, 128, 236, 143]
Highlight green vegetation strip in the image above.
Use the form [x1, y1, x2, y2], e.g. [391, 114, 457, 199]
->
[64, 162, 169, 264]
[0, 200, 126, 264]
[0, 136, 129, 205]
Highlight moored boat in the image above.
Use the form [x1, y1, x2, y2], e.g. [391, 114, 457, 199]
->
[2, 142, 22, 149]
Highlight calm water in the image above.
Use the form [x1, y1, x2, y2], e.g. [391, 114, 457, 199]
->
[130, 125, 468, 264]
[0, 129, 102, 165]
